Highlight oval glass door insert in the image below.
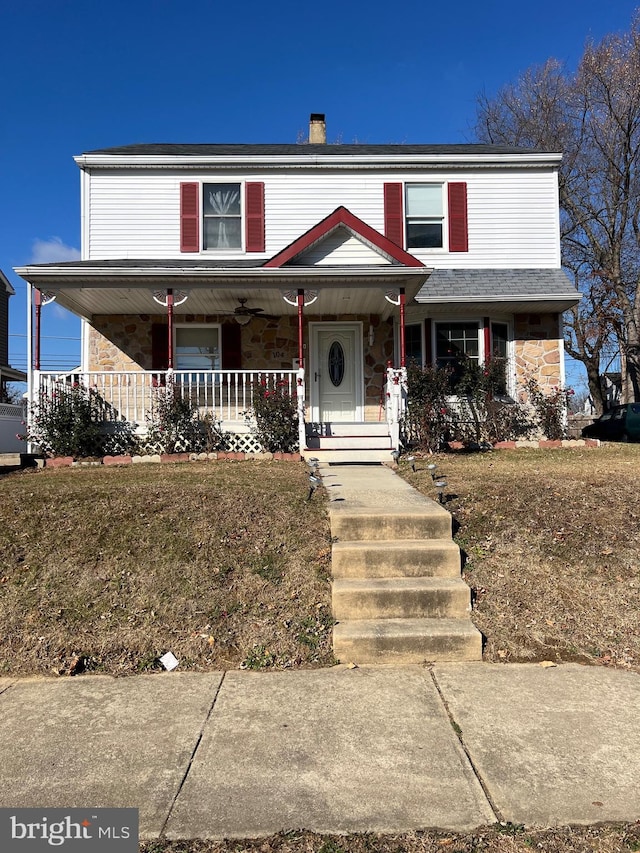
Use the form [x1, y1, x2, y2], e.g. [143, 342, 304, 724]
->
[328, 340, 345, 386]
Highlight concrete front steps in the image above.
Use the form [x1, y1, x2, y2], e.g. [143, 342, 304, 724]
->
[331, 497, 482, 664]
[303, 422, 395, 464]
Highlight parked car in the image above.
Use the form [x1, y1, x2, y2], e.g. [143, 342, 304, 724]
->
[581, 403, 640, 442]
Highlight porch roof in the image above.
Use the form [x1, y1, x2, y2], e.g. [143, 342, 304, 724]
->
[413, 268, 581, 314]
[13, 260, 430, 321]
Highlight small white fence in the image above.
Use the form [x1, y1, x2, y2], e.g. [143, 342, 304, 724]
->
[36, 369, 299, 427]
[0, 402, 27, 453]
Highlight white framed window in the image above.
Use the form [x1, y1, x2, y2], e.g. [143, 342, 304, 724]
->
[405, 184, 444, 249]
[175, 325, 221, 372]
[435, 321, 480, 372]
[203, 183, 241, 249]
[430, 318, 514, 396]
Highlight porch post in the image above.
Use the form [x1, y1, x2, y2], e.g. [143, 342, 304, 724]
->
[483, 317, 491, 362]
[297, 289, 306, 454]
[297, 289, 304, 367]
[34, 288, 42, 371]
[167, 288, 174, 370]
[399, 287, 406, 368]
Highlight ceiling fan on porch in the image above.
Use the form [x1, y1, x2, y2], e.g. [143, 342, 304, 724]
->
[228, 297, 276, 325]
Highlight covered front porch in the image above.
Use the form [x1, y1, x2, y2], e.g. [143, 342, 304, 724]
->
[20, 264, 428, 460]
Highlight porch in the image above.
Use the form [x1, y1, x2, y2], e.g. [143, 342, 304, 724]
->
[33, 365, 407, 460]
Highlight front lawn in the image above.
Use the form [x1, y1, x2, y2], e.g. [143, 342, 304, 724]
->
[0, 461, 333, 676]
[400, 444, 640, 671]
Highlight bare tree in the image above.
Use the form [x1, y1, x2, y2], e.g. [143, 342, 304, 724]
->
[475, 12, 640, 412]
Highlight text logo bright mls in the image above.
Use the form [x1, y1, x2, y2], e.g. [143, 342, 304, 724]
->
[1, 809, 138, 851]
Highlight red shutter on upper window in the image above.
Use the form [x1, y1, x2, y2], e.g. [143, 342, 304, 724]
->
[180, 182, 200, 252]
[245, 182, 265, 252]
[384, 183, 404, 248]
[221, 323, 242, 369]
[448, 182, 468, 252]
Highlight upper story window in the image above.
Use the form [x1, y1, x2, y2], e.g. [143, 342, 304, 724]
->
[180, 182, 265, 254]
[203, 184, 241, 249]
[405, 184, 444, 249]
[384, 182, 468, 253]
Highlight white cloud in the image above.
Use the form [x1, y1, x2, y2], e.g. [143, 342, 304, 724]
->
[30, 237, 81, 263]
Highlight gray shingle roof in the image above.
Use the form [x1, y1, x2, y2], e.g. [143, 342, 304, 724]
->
[24, 258, 264, 270]
[83, 143, 549, 157]
[417, 269, 578, 301]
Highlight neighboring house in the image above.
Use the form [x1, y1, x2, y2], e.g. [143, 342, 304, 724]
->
[0, 269, 27, 453]
[15, 114, 580, 460]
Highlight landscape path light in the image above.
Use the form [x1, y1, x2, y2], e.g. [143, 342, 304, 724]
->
[308, 473, 322, 501]
[427, 462, 438, 480]
[406, 455, 416, 472]
[434, 480, 447, 504]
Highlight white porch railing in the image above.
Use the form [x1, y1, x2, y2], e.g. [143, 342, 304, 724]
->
[35, 369, 300, 427]
[385, 365, 408, 450]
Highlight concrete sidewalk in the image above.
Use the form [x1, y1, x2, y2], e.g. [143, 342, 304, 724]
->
[1, 663, 639, 839]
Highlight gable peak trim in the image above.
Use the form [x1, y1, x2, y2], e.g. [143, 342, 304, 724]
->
[264, 206, 424, 268]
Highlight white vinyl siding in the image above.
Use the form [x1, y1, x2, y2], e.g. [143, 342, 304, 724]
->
[84, 167, 561, 268]
[291, 230, 391, 266]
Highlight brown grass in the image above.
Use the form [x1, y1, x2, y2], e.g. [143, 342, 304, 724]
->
[400, 444, 640, 671]
[139, 823, 640, 853]
[0, 461, 333, 676]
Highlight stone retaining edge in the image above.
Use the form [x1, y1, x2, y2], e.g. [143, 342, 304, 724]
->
[43, 451, 302, 468]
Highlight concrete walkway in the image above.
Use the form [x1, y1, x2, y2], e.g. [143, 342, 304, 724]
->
[1, 465, 638, 839]
[1, 663, 639, 839]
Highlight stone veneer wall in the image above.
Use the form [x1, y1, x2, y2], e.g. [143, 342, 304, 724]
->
[88, 313, 394, 420]
[513, 313, 563, 395]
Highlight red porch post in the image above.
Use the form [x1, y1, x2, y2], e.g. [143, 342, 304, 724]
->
[34, 288, 42, 370]
[167, 289, 174, 369]
[483, 317, 491, 362]
[399, 287, 406, 368]
[297, 289, 304, 368]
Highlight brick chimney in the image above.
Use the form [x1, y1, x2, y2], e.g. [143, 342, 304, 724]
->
[309, 113, 326, 144]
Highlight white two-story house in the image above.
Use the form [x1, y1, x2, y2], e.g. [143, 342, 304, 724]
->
[16, 114, 580, 459]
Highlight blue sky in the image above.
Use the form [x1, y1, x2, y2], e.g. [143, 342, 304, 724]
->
[2, 0, 637, 386]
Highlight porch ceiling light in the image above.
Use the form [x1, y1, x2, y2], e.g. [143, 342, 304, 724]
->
[235, 313, 251, 325]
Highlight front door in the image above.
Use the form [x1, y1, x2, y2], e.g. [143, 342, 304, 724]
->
[310, 323, 363, 422]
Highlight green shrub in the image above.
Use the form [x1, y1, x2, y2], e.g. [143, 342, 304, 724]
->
[251, 377, 299, 453]
[143, 379, 228, 454]
[25, 382, 105, 458]
[524, 377, 573, 440]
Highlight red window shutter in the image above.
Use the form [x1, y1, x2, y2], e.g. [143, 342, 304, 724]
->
[151, 324, 169, 370]
[221, 323, 242, 369]
[180, 182, 200, 252]
[245, 182, 265, 252]
[384, 183, 404, 248]
[448, 182, 468, 252]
